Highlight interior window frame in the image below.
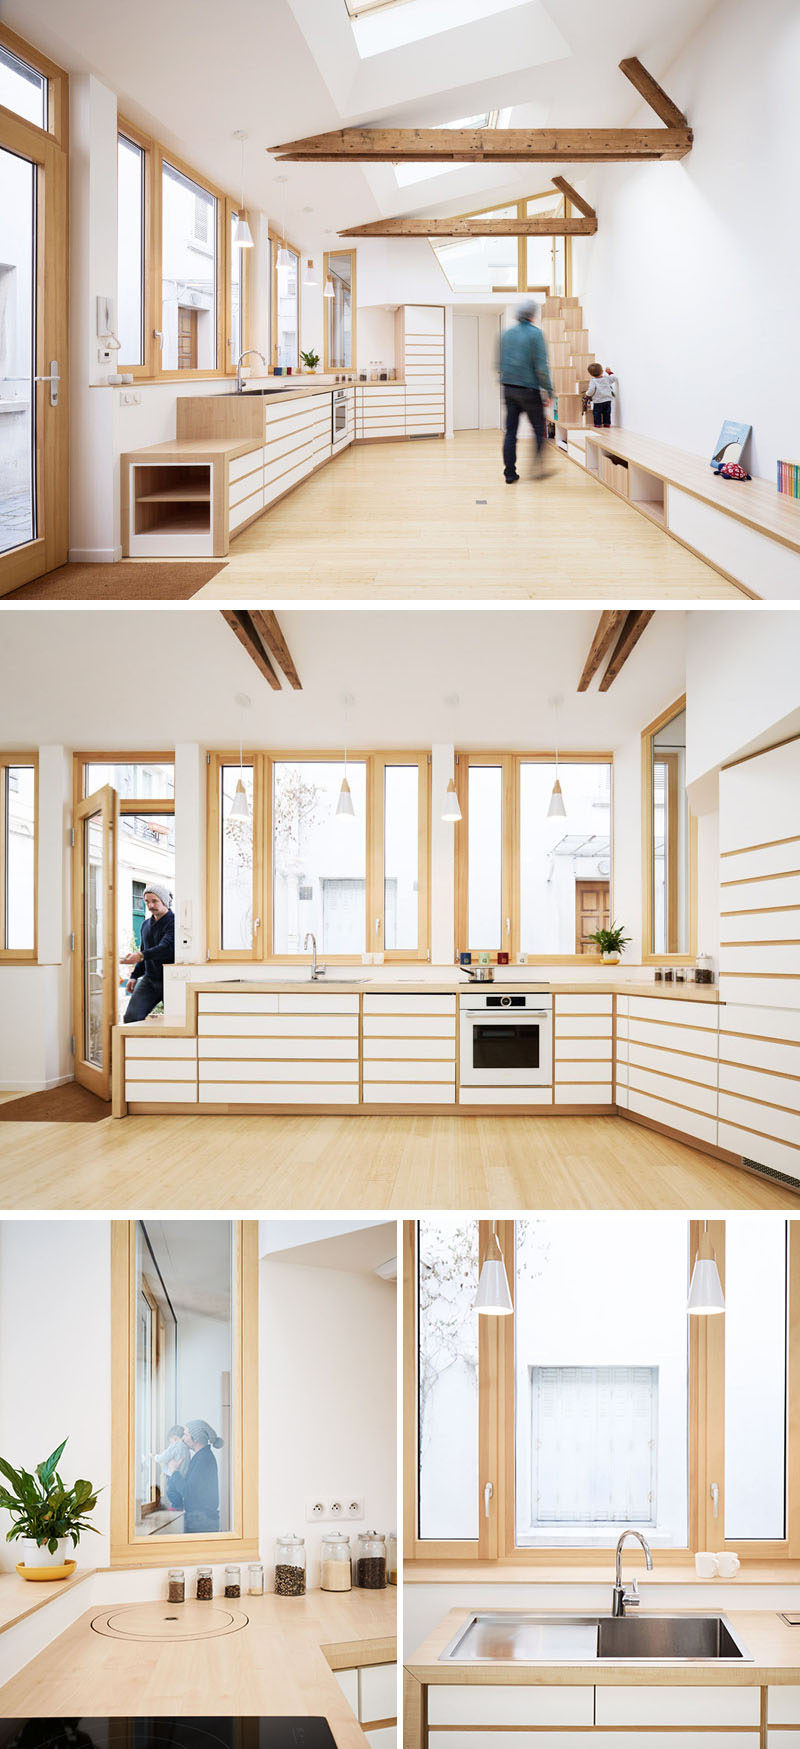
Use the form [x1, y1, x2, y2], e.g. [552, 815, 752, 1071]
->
[116, 118, 152, 379]
[0, 751, 38, 963]
[269, 229, 301, 371]
[110, 1218, 259, 1568]
[323, 248, 356, 372]
[0, 24, 66, 145]
[641, 694, 698, 965]
[429, 190, 573, 298]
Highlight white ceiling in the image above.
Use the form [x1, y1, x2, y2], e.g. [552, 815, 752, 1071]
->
[12, 0, 722, 239]
[0, 607, 690, 751]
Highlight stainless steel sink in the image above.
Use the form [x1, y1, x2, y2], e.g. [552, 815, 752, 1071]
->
[440, 1612, 752, 1664]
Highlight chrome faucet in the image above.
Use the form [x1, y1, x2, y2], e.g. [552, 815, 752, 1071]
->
[304, 932, 327, 981]
[612, 1530, 653, 1617]
[236, 348, 266, 393]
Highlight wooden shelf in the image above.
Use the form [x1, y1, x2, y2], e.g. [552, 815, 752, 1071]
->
[136, 487, 211, 504]
[632, 498, 665, 527]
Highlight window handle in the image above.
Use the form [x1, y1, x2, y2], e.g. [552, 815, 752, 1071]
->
[253, 917, 261, 932]
[375, 916, 381, 936]
[505, 916, 510, 935]
[484, 1481, 493, 1519]
[153, 329, 165, 352]
[710, 1482, 719, 1518]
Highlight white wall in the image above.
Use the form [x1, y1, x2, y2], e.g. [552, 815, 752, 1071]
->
[259, 1258, 396, 1585]
[686, 610, 800, 798]
[573, 0, 800, 482]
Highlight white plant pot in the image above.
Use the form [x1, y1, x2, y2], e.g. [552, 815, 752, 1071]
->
[601, 951, 621, 965]
[19, 1536, 71, 1570]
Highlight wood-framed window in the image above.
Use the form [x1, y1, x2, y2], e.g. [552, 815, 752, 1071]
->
[115, 122, 249, 380]
[73, 756, 176, 992]
[207, 750, 430, 963]
[454, 752, 613, 963]
[323, 249, 356, 372]
[430, 190, 573, 298]
[111, 1218, 259, 1567]
[642, 695, 698, 963]
[404, 1217, 800, 1565]
[269, 229, 301, 370]
[0, 24, 67, 143]
[0, 752, 37, 962]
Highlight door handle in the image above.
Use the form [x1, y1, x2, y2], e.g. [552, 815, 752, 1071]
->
[33, 360, 60, 408]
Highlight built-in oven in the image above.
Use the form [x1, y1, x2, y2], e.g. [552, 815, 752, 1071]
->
[459, 991, 553, 1086]
[332, 388, 348, 443]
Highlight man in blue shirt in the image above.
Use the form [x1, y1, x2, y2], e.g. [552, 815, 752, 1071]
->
[498, 301, 553, 484]
[121, 883, 175, 1021]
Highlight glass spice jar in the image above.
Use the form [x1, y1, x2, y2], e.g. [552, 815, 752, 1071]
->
[356, 1531, 387, 1590]
[320, 1533, 351, 1592]
[275, 1532, 306, 1596]
[248, 1562, 264, 1595]
[167, 1568, 185, 1604]
[387, 1533, 397, 1586]
[196, 1566, 213, 1601]
[224, 1564, 241, 1598]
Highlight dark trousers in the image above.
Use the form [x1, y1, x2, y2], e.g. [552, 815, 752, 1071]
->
[123, 974, 164, 1022]
[503, 384, 545, 480]
[592, 401, 612, 427]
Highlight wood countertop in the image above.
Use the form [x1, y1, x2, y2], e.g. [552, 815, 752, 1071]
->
[406, 1606, 800, 1686]
[121, 437, 265, 462]
[404, 1562, 800, 1585]
[0, 1566, 94, 1636]
[0, 1586, 396, 1725]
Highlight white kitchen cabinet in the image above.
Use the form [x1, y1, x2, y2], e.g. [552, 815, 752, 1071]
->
[359, 1661, 398, 1723]
[768, 1688, 800, 1723]
[401, 305, 445, 436]
[124, 1037, 197, 1104]
[363, 992, 456, 1106]
[594, 1687, 760, 1727]
[364, 1731, 396, 1749]
[333, 1668, 359, 1713]
[196, 987, 359, 1105]
[718, 1004, 800, 1178]
[625, 995, 719, 1145]
[428, 1687, 593, 1726]
[358, 385, 406, 440]
[719, 738, 800, 1009]
[459, 1085, 553, 1105]
[554, 994, 613, 1106]
[430, 1735, 756, 1749]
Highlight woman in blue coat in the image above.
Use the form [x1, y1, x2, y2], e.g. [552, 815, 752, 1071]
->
[166, 1419, 224, 1532]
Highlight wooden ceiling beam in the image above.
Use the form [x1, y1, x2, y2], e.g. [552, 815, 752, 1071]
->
[250, 610, 302, 690]
[271, 126, 691, 163]
[618, 56, 690, 130]
[598, 611, 654, 692]
[577, 610, 628, 692]
[338, 214, 596, 238]
[551, 176, 596, 221]
[221, 611, 281, 690]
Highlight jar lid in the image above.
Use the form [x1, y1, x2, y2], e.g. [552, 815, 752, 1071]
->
[322, 1532, 350, 1543]
[279, 1531, 305, 1543]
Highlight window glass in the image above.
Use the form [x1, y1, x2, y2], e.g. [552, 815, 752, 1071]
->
[83, 762, 175, 800]
[134, 1219, 233, 1537]
[520, 762, 612, 955]
[467, 765, 502, 948]
[275, 245, 299, 369]
[5, 765, 35, 950]
[433, 229, 518, 294]
[0, 146, 36, 555]
[272, 760, 367, 954]
[117, 813, 176, 1019]
[118, 135, 145, 367]
[161, 163, 217, 370]
[650, 706, 690, 954]
[515, 1217, 689, 1547]
[220, 764, 254, 951]
[326, 251, 353, 368]
[418, 1219, 479, 1540]
[724, 1216, 787, 1540]
[0, 44, 47, 127]
[384, 764, 419, 951]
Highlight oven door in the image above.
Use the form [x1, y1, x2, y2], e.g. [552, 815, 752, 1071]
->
[333, 393, 347, 441]
[460, 1009, 552, 1086]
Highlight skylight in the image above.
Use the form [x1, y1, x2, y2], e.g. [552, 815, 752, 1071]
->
[350, 0, 533, 60]
[394, 112, 500, 187]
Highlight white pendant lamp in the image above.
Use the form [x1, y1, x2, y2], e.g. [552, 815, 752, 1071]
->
[687, 1222, 725, 1315]
[324, 276, 335, 299]
[228, 695, 251, 820]
[303, 257, 318, 287]
[442, 777, 462, 822]
[233, 132, 254, 248]
[475, 1223, 513, 1316]
[336, 696, 356, 817]
[547, 694, 567, 818]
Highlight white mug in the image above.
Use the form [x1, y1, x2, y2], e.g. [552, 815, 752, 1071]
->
[695, 1551, 717, 1577]
[716, 1552, 741, 1577]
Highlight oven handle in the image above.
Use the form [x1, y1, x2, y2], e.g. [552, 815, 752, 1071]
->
[464, 1007, 551, 1018]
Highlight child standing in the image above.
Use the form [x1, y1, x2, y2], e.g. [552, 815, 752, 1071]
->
[583, 362, 618, 427]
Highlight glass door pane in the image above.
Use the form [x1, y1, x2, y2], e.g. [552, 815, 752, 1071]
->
[467, 765, 502, 949]
[384, 763, 419, 951]
[84, 811, 105, 1067]
[275, 247, 299, 368]
[74, 784, 117, 1099]
[0, 145, 36, 556]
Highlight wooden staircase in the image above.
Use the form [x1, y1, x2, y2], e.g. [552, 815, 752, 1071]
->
[541, 295, 595, 429]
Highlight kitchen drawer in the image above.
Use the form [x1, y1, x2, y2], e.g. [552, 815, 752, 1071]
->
[407, 421, 444, 435]
[198, 992, 279, 1014]
[556, 1082, 613, 1103]
[721, 1029, 800, 1077]
[198, 1081, 358, 1104]
[595, 1688, 760, 1727]
[629, 1015, 719, 1058]
[722, 1003, 800, 1048]
[126, 1080, 197, 1102]
[359, 1662, 397, 1722]
[363, 1037, 455, 1060]
[768, 1735, 800, 1747]
[363, 1083, 455, 1104]
[429, 1735, 757, 1749]
[555, 1060, 612, 1083]
[265, 436, 315, 482]
[264, 457, 313, 505]
[230, 489, 264, 530]
[628, 994, 719, 1028]
[630, 1041, 718, 1087]
[428, 1687, 592, 1727]
[125, 1058, 196, 1082]
[229, 467, 263, 508]
[333, 1668, 359, 1714]
[363, 1015, 455, 1039]
[198, 1014, 358, 1038]
[365, 994, 455, 1016]
[278, 992, 359, 1014]
[718, 1121, 800, 1177]
[721, 839, 800, 884]
[722, 906, 800, 944]
[199, 1036, 359, 1060]
[628, 1087, 718, 1145]
[125, 1036, 196, 1058]
[364, 1732, 395, 1749]
[200, 1059, 357, 1082]
[629, 1062, 717, 1115]
[555, 995, 613, 1015]
[554, 1016, 612, 1039]
[555, 1038, 613, 1061]
[719, 1089, 800, 1147]
[769, 1688, 800, 1723]
[229, 447, 265, 483]
[719, 1059, 800, 1108]
[721, 943, 800, 976]
[722, 871, 800, 911]
[363, 1059, 455, 1083]
[616, 1081, 629, 1107]
[360, 422, 406, 440]
[459, 1086, 553, 1105]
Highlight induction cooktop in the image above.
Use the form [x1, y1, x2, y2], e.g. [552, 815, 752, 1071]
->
[0, 1723, 338, 1749]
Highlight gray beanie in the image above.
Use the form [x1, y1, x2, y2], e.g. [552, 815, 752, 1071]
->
[186, 1418, 224, 1449]
[144, 883, 172, 907]
[517, 300, 539, 322]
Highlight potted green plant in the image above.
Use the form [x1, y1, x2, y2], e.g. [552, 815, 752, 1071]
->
[588, 921, 631, 965]
[0, 1438, 101, 1576]
[300, 348, 320, 374]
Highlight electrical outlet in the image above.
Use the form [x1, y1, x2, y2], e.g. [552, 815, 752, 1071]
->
[305, 1499, 327, 1522]
[345, 1497, 364, 1519]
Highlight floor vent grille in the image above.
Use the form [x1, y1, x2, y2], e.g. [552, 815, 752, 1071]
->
[742, 1154, 800, 1189]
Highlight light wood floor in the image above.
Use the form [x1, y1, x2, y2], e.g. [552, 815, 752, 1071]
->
[197, 433, 743, 601]
[0, 1111, 797, 1209]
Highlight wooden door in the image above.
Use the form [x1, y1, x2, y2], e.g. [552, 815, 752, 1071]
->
[0, 28, 69, 595]
[73, 785, 118, 1099]
[576, 880, 609, 954]
[178, 307, 198, 370]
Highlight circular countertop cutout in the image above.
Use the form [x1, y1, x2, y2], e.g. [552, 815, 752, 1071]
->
[90, 1601, 250, 1642]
